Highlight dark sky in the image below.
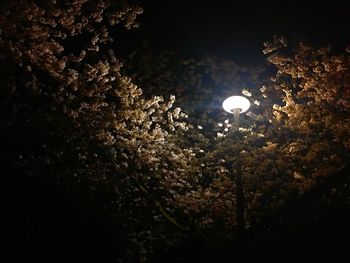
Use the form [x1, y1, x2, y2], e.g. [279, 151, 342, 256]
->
[135, 0, 349, 65]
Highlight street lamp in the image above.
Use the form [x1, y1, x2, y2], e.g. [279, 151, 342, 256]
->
[222, 95, 251, 239]
[222, 95, 251, 125]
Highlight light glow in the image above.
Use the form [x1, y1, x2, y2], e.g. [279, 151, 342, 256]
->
[222, 95, 251, 114]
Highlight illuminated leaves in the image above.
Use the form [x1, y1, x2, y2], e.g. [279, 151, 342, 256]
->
[261, 35, 350, 203]
[263, 35, 288, 54]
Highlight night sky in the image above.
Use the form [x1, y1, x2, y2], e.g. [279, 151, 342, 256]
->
[134, 0, 349, 64]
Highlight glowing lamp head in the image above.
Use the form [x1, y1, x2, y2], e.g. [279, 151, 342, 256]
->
[222, 95, 251, 114]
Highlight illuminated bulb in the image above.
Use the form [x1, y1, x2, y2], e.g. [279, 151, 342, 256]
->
[222, 96, 251, 114]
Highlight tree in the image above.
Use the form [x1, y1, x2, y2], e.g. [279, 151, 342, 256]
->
[263, 36, 350, 191]
[123, 34, 350, 247]
[0, 0, 197, 260]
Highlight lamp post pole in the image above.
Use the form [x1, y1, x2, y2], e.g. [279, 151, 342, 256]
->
[232, 108, 245, 238]
[222, 96, 250, 240]
[233, 108, 240, 125]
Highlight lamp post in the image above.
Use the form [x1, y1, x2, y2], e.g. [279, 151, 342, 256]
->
[222, 95, 251, 238]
